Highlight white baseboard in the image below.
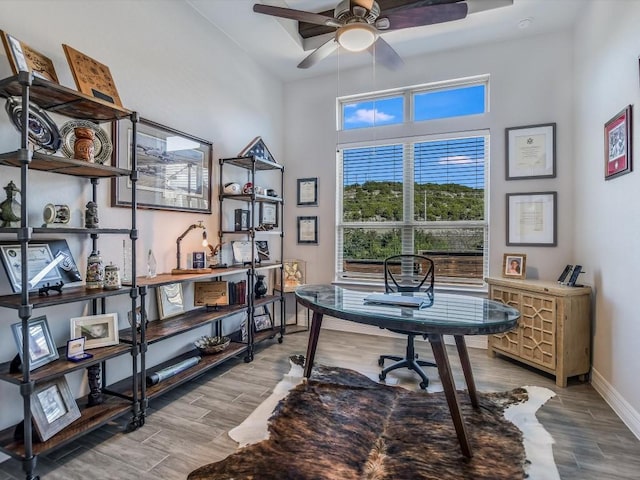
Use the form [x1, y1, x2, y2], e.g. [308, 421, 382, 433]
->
[591, 368, 640, 440]
[321, 317, 488, 350]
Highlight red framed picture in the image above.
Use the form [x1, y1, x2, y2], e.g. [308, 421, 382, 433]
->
[604, 105, 632, 180]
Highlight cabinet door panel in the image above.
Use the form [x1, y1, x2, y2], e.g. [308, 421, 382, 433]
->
[489, 287, 520, 355]
[519, 293, 556, 368]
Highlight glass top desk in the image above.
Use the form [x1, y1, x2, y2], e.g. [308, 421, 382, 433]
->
[295, 284, 520, 458]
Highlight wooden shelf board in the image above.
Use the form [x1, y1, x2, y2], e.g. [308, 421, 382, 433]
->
[119, 305, 247, 344]
[219, 155, 283, 171]
[253, 295, 282, 309]
[0, 343, 131, 385]
[0, 285, 135, 309]
[253, 329, 279, 345]
[129, 267, 248, 288]
[0, 151, 130, 178]
[0, 396, 132, 459]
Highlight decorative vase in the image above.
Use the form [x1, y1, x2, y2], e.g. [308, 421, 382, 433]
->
[74, 127, 95, 162]
[254, 275, 267, 298]
[85, 250, 104, 289]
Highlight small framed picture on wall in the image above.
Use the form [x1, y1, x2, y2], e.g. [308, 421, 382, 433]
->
[297, 177, 318, 206]
[604, 105, 632, 180]
[297, 216, 318, 244]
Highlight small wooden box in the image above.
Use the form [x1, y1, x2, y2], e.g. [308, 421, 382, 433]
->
[194, 281, 229, 306]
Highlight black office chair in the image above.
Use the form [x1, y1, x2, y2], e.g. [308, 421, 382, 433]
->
[378, 254, 437, 390]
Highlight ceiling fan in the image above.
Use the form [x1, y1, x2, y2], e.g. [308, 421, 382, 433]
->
[253, 0, 513, 70]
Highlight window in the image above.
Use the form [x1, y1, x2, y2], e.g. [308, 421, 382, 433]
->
[342, 95, 404, 130]
[337, 78, 488, 286]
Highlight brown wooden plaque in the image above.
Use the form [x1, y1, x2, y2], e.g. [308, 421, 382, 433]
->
[1, 30, 59, 83]
[194, 281, 229, 306]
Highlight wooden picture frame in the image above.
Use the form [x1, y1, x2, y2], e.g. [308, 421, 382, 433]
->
[11, 316, 59, 371]
[297, 177, 318, 206]
[62, 44, 122, 105]
[70, 313, 119, 350]
[253, 312, 273, 332]
[505, 123, 556, 179]
[502, 253, 527, 280]
[297, 216, 318, 244]
[31, 377, 81, 441]
[156, 283, 185, 319]
[506, 192, 557, 246]
[604, 105, 632, 180]
[259, 202, 278, 227]
[238, 136, 277, 164]
[256, 241, 270, 261]
[0, 30, 59, 82]
[111, 118, 213, 213]
[194, 281, 229, 306]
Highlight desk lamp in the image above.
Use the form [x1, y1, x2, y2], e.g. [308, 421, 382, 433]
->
[175, 220, 208, 271]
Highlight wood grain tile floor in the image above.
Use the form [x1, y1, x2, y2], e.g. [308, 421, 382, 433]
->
[1, 329, 639, 479]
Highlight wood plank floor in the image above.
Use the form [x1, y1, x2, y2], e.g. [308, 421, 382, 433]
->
[1, 329, 639, 479]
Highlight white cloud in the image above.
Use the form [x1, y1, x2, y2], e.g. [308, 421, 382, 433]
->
[438, 155, 482, 165]
[345, 108, 394, 124]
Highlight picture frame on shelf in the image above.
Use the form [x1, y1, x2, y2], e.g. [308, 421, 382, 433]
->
[506, 192, 557, 246]
[253, 312, 273, 332]
[297, 216, 318, 244]
[70, 313, 119, 349]
[62, 44, 122, 106]
[234, 209, 250, 231]
[604, 105, 632, 180]
[0, 239, 82, 293]
[502, 253, 527, 280]
[259, 202, 278, 227]
[238, 136, 277, 164]
[505, 123, 556, 179]
[111, 117, 213, 213]
[31, 377, 81, 442]
[297, 177, 318, 206]
[231, 241, 258, 265]
[255, 241, 270, 261]
[194, 281, 229, 306]
[156, 283, 185, 320]
[0, 30, 59, 82]
[11, 316, 59, 371]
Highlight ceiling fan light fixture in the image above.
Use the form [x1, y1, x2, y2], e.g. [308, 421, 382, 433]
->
[336, 23, 377, 52]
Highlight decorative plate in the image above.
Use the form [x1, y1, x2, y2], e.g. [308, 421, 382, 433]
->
[4, 96, 61, 152]
[59, 119, 113, 165]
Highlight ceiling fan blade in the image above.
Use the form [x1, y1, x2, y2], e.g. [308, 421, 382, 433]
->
[253, 4, 342, 28]
[380, 3, 468, 31]
[466, 0, 513, 15]
[297, 38, 339, 69]
[368, 37, 404, 71]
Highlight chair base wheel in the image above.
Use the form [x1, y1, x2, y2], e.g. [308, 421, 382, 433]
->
[379, 372, 386, 381]
[378, 358, 384, 367]
[419, 381, 428, 390]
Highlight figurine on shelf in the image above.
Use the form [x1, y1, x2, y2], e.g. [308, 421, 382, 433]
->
[85, 201, 99, 228]
[0, 181, 21, 227]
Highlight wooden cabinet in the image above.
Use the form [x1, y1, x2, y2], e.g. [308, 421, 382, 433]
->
[486, 277, 592, 387]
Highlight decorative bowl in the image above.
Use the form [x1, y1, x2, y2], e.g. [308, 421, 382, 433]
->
[194, 336, 231, 355]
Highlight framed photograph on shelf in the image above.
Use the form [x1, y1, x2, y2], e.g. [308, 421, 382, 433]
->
[505, 123, 556, 179]
[238, 136, 277, 164]
[604, 105, 632, 180]
[0, 30, 59, 82]
[259, 202, 278, 227]
[502, 253, 527, 280]
[253, 313, 273, 332]
[70, 313, 119, 349]
[31, 377, 81, 442]
[506, 192, 557, 246]
[256, 241, 270, 261]
[111, 118, 213, 213]
[231, 241, 258, 265]
[297, 177, 318, 206]
[11, 316, 59, 371]
[156, 283, 185, 320]
[297, 216, 318, 244]
[62, 44, 122, 106]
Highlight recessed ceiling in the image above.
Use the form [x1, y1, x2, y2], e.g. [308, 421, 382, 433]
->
[186, 0, 584, 82]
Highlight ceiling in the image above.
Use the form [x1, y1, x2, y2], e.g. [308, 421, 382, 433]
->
[186, 0, 584, 82]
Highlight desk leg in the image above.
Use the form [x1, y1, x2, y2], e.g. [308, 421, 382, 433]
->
[303, 311, 323, 379]
[454, 335, 478, 408]
[428, 333, 472, 458]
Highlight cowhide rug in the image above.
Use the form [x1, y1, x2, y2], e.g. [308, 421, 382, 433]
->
[189, 362, 557, 480]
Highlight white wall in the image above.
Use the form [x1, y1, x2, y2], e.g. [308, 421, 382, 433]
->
[282, 32, 575, 338]
[573, 0, 640, 437]
[0, 0, 283, 445]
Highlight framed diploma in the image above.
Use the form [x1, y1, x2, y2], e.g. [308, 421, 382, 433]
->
[297, 177, 318, 206]
[505, 123, 556, 180]
[297, 216, 318, 244]
[506, 192, 557, 246]
[604, 105, 632, 180]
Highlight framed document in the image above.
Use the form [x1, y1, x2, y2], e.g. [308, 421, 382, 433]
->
[505, 123, 556, 179]
[506, 192, 557, 246]
[297, 216, 318, 244]
[604, 105, 632, 180]
[297, 177, 318, 206]
[259, 202, 278, 227]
